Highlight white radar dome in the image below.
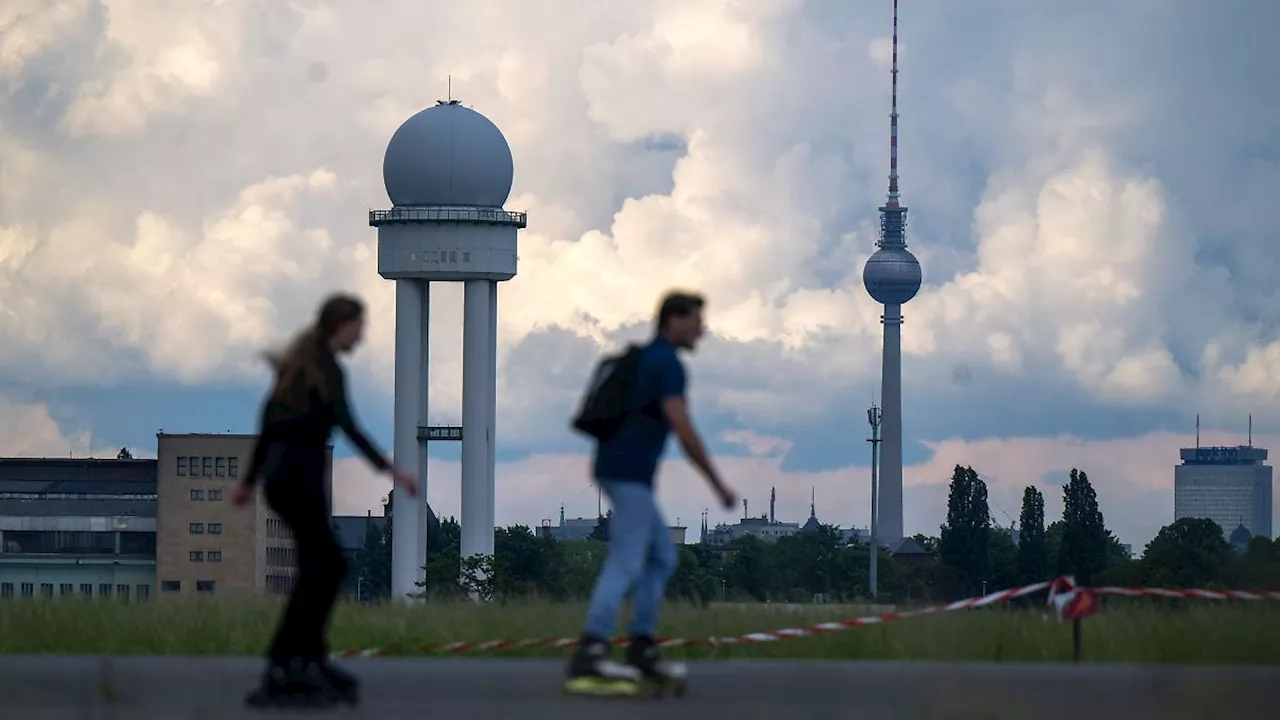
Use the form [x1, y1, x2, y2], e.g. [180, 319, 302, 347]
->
[382, 100, 514, 208]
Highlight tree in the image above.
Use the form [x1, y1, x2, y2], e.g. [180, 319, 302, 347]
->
[1016, 486, 1048, 583]
[458, 554, 495, 601]
[588, 510, 612, 542]
[1140, 518, 1233, 589]
[771, 524, 846, 600]
[911, 534, 939, 554]
[1057, 469, 1108, 585]
[421, 516, 463, 598]
[938, 465, 992, 597]
[117, 447, 133, 460]
[986, 528, 1018, 592]
[722, 535, 774, 601]
[353, 517, 391, 601]
[1232, 536, 1280, 590]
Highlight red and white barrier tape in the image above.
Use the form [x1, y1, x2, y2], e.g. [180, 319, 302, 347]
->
[1092, 585, 1280, 602]
[331, 578, 1057, 659]
[331, 577, 1280, 659]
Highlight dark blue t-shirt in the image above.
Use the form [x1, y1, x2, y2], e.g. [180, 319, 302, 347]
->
[592, 337, 686, 484]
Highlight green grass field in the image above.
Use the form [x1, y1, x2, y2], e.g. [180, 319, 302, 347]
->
[1, 597, 1276, 664]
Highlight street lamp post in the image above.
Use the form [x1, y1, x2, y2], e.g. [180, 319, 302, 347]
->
[867, 404, 882, 599]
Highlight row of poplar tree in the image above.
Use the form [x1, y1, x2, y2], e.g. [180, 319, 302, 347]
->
[343, 466, 1280, 604]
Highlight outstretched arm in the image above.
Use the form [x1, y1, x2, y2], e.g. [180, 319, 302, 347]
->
[657, 356, 734, 508]
[331, 364, 392, 472]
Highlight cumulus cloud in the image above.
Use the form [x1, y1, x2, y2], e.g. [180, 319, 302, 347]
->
[2, 0, 1279, 545]
[0, 395, 145, 458]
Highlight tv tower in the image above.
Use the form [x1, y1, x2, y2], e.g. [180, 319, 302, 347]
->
[861, 0, 922, 546]
[374, 98, 527, 600]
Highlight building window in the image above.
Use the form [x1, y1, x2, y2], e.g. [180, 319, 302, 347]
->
[40, 583, 53, 597]
[216, 457, 226, 476]
[59, 583, 73, 597]
[188, 456, 199, 475]
[196, 581, 216, 594]
[21, 583, 34, 597]
[228, 457, 239, 477]
[202, 457, 213, 476]
[190, 489, 204, 501]
[209, 488, 223, 501]
[117, 584, 129, 603]
[189, 550, 204, 562]
[266, 574, 293, 595]
[161, 581, 180, 593]
[136, 584, 150, 601]
[208, 550, 222, 562]
[79, 584, 92, 597]
[177, 456, 188, 476]
[0, 583, 12, 598]
[99, 583, 112, 598]
[208, 523, 222, 535]
[189, 523, 204, 534]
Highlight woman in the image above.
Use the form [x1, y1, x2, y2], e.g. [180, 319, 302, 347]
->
[231, 292, 418, 709]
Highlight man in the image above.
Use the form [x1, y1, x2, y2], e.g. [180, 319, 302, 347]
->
[565, 290, 737, 694]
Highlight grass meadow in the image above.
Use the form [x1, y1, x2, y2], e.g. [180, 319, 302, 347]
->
[1, 596, 1277, 665]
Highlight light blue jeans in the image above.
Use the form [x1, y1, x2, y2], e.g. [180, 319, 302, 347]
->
[583, 479, 678, 640]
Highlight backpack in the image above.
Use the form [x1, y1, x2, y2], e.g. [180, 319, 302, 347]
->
[571, 344, 645, 442]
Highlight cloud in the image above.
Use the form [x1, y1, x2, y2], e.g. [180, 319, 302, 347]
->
[2, 0, 1279, 550]
[0, 395, 145, 459]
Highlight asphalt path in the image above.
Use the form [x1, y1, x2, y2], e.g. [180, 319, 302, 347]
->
[0, 655, 1274, 719]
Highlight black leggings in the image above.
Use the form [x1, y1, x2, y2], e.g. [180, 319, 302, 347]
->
[262, 444, 348, 663]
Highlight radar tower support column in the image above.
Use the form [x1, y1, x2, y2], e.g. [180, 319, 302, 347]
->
[461, 279, 496, 584]
[416, 281, 431, 588]
[391, 279, 426, 601]
[486, 281, 499, 551]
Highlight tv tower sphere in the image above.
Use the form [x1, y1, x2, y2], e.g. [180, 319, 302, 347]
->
[382, 100, 515, 208]
[862, 247, 922, 305]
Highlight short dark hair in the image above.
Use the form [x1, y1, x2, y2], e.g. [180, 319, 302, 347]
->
[655, 290, 705, 332]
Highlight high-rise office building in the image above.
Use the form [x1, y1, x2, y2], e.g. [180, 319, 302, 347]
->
[1174, 445, 1273, 540]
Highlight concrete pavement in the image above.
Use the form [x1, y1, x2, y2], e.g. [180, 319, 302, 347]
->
[0, 655, 1273, 719]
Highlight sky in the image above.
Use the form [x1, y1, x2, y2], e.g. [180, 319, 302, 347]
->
[1, 0, 1279, 552]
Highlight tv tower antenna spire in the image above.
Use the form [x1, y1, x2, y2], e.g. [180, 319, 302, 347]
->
[886, 0, 901, 209]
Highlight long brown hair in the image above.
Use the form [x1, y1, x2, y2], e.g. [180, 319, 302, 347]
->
[264, 293, 365, 406]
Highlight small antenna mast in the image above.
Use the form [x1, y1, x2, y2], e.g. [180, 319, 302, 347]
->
[1195, 414, 1201, 448]
[447, 74, 452, 102]
[1248, 413, 1253, 447]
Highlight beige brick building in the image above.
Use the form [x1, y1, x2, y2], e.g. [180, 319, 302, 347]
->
[155, 433, 332, 598]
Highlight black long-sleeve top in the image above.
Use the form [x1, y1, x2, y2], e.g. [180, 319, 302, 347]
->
[241, 347, 391, 486]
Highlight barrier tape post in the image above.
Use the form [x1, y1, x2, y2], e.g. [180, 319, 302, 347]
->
[1046, 576, 1100, 663]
